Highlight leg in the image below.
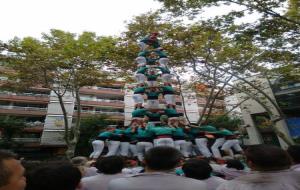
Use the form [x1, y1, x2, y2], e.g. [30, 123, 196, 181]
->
[120, 142, 130, 157]
[129, 144, 138, 157]
[106, 141, 120, 156]
[211, 138, 225, 159]
[221, 140, 235, 157]
[195, 138, 212, 158]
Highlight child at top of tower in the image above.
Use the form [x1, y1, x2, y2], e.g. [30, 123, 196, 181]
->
[138, 32, 161, 51]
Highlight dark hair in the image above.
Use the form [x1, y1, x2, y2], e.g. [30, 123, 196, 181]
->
[95, 156, 124, 174]
[26, 164, 81, 190]
[144, 147, 182, 171]
[182, 159, 212, 180]
[226, 159, 245, 170]
[0, 150, 18, 187]
[245, 144, 291, 171]
[71, 156, 88, 167]
[287, 145, 300, 164]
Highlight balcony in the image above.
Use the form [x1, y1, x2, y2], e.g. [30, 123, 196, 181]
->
[80, 99, 124, 108]
[0, 92, 49, 103]
[0, 105, 47, 116]
[74, 110, 124, 120]
[80, 87, 124, 97]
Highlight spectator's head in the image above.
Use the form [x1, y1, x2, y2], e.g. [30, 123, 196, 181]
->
[0, 150, 26, 190]
[26, 164, 81, 190]
[226, 159, 245, 170]
[245, 144, 291, 171]
[71, 156, 88, 167]
[182, 159, 212, 180]
[144, 147, 182, 171]
[95, 156, 124, 174]
[287, 145, 300, 164]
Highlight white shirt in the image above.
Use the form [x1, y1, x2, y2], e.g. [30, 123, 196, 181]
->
[203, 176, 226, 190]
[210, 164, 249, 180]
[290, 164, 300, 172]
[81, 173, 126, 190]
[108, 172, 207, 190]
[217, 169, 300, 190]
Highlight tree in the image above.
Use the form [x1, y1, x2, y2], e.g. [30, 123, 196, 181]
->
[207, 115, 241, 131]
[119, 12, 296, 145]
[0, 116, 25, 149]
[75, 115, 110, 156]
[1, 30, 119, 158]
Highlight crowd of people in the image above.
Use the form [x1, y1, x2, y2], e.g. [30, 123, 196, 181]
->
[89, 117, 243, 162]
[0, 144, 300, 190]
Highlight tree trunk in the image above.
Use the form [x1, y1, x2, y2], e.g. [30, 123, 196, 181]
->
[57, 94, 70, 146]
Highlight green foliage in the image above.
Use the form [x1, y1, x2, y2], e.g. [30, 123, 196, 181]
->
[74, 115, 111, 156]
[207, 115, 241, 131]
[0, 116, 25, 149]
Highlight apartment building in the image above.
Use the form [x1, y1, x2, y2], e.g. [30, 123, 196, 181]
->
[234, 76, 300, 148]
[0, 80, 125, 156]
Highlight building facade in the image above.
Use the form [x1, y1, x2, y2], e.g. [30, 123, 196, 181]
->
[234, 76, 300, 148]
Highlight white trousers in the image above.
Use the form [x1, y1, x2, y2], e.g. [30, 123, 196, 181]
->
[133, 94, 144, 104]
[136, 56, 147, 64]
[119, 142, 130, 157]
[162, 74, 172, 83]
[185, 141, 195, 156]
[147, 81, 158, 87]
[129, 144, 138, 157]
[154, 138, 174, 147]
[138, 42, 147, 51]
[174, 140, 189, 157]
[106, 141, 120, 156]
[164, 94, 175, 105]
[195, 138, 212, 157]
[137, 142, 153, 161]
[159, 58, 169, 67]
[135, 73, 146, 84]
[89, 140, 105, 159]
[221, 139, 242, 157]
[147, 99, 159, 108]
[211, 138, 225, 158]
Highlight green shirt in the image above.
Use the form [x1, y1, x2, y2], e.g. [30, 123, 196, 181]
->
[158, 67, 170, 74]
[136, 128, 154, 138]
[173, 128, 186, 137]
[162, 86, 174, 94]
[164, 108, 178, 116]
[98, 131, 112, 138]
[132, 108, 147, 118]
[145, 73, 160, 81]
[136, 67, 148, 74]
[146, 112, 161, 120]
[134, 87, 145, 94]
[147, 125, 176, 135]
[146, 91, 160, 100]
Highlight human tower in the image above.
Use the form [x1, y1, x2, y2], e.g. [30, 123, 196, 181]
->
[89, 33, 243, 161]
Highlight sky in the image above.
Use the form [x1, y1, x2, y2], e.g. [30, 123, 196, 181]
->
[0, 0, 259, 42]
[0, 0, 162, 42]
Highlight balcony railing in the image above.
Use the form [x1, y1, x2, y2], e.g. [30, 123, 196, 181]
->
[96, 87, 123, 91]
[75, 109, 124, 116]
[0, 91, 50, 97]
[80, 97, 124, 103]
[10, 138, 41, 143]
[0, 105, 47, 111]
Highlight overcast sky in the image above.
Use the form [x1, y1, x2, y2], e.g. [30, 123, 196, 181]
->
[1, 0, 259, 42]
[0, 0, 162, 41]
